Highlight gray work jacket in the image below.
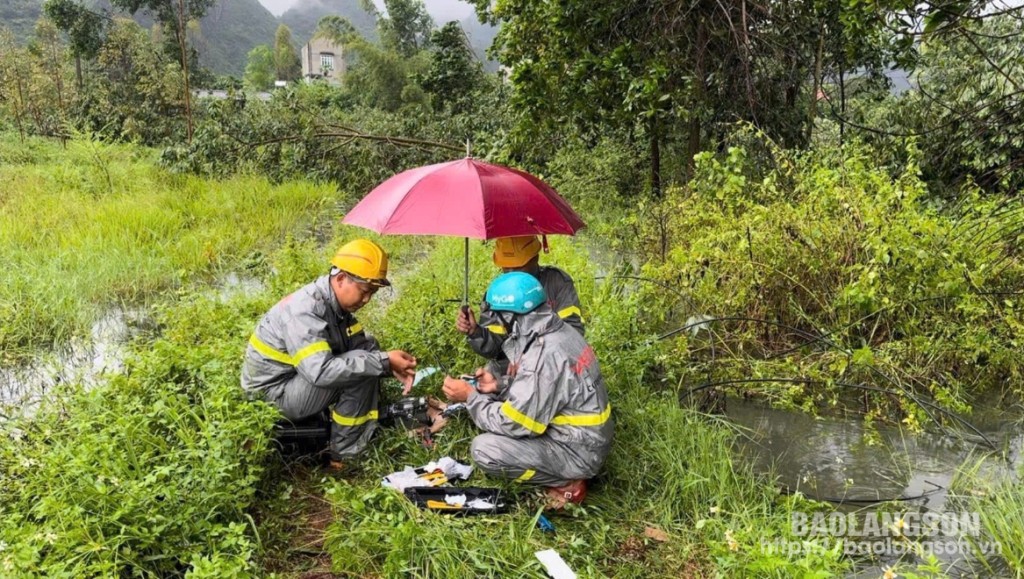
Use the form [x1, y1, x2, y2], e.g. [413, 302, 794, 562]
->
[241, 275, 389, 401]
[466, 304, 613, 453]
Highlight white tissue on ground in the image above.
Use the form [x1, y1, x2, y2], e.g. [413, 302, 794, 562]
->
[444, 494, 467, 506]
[381, 456, 474, 492]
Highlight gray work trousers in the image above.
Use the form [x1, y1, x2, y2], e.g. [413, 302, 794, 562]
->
[271, 374, 381, 459]
[470, 433, 601, 487]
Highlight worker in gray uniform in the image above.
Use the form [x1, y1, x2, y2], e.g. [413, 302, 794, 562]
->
[241, 239, 417, 459]
[456, 235, 584, 365]
[443, 272, 613, 507]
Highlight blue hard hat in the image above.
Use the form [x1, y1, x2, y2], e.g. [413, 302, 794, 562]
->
[485, 272, 547, 314]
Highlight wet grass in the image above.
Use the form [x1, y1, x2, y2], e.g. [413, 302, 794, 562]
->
[0, 135, 342, 363]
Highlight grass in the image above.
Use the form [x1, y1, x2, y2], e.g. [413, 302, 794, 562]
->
[0, 134, 343, 363]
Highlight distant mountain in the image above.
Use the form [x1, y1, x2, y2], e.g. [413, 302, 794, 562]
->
[0, 0, 44, 43]
[6, 0, 277, 76]
[193, 0, 280, 75]
[2, 0, 497, 76]
[280, 0, 378, 46]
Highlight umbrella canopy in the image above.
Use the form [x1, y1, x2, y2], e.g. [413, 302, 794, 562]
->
[342, 158, 585, 239]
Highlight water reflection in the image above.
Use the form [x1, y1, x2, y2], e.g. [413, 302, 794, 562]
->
[727, 397, 1023, 577]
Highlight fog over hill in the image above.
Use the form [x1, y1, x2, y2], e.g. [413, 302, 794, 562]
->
[258, 0, 475, 22]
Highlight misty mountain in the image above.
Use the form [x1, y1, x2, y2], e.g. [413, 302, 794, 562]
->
[279, 0, 378, 46]
[2, 0, 497, 77]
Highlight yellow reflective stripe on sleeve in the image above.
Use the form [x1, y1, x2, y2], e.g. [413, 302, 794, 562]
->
[516, 469, 536, 482]
[550, 403, 612, 427]
[500, 401, 547, 434]
[293, 341, 330, 365]
[249, 334, 294, 365]
[331, 409, 379, 427]
[557, 305, 583, 321]
[249, 335, 330, 367]
[347, 322, 363, 336]
[486, 324, 507, 335]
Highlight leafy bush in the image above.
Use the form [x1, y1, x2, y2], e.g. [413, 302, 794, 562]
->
[165, 81, 511, 193]
[634, 138, 1024, 421]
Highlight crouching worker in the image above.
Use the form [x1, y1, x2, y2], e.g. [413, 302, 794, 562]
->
[456, 235, 584, 364]
[241, 239, 417, 460]
[442, 272, 613, 507]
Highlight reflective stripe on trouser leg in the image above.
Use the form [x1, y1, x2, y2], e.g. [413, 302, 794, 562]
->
[329, 376, 381, 459]
[469, 433, 595, 487]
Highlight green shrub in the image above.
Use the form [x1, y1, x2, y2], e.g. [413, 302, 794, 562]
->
[635, 140, 1024, 420]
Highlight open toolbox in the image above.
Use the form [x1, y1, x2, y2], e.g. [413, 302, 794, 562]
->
[403, 486, 508, 515]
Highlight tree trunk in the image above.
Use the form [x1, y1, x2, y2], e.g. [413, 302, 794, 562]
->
[177, 0, 194, 143]
[686, 14, 707, 178]
[807, 18, 825, 142]
[838, 15, 846, 146]
[75, 55, 83, 91]
[650, 118, 661, 197]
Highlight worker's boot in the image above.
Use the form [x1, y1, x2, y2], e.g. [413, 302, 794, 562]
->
[544, 479, 587, 510]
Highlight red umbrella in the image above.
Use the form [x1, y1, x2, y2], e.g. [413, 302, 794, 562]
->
[342, 157, 585, 304]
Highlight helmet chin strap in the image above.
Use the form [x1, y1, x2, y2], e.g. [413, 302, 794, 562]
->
[496, 311, 516, 336]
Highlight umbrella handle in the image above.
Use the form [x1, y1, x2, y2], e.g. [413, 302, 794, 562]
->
[463, 237, 470, 307]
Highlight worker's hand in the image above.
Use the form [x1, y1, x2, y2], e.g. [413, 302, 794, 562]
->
[387, 350, 417, 394]
[475, 368, 499, 394]
[442, 375, 474, 402]
[455, 306, 478, 335]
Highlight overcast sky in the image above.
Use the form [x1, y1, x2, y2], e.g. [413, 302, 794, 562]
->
[256, 0, 476, 22]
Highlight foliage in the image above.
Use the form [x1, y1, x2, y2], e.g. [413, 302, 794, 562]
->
[166, 80, 509, 191]
[969, 475, 1024, 574]
[0, 19, 76, 139]
[420, 21, 487, 114]
[44, 0, 107, 60]
[272, 24, 300, 82]
[0, 290, 280, 576]
[903, 15, 1024, 192]
[0, 134, 340, 363]
[632, 134, 1024, 420]
[470, 0, 863, 185]
[74, 18, 186, 145]
[360, 0, 434, 58]
[243, 44, 274, 91]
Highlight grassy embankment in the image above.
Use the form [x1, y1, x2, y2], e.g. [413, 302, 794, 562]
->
[0, 136, 848, 577]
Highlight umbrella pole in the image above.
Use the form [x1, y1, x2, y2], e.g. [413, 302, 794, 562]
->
[463, 237, 470, 307]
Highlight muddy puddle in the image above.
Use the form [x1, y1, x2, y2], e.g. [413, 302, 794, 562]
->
[727, 396, 1023, 577]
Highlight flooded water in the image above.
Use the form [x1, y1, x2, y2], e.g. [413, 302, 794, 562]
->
[726, 396, 1023, 577]
[1, 273, 266, 416]
[0, 308, 146, 413]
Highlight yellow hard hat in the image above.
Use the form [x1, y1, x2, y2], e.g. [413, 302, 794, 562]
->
[331, 239, 390, 286]
[493, 235, 542, 268]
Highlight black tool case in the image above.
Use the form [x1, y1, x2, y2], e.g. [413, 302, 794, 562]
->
[403, 486, 508, 515]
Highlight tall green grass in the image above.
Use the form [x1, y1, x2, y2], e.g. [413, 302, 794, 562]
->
[0, 135, 341, 362]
